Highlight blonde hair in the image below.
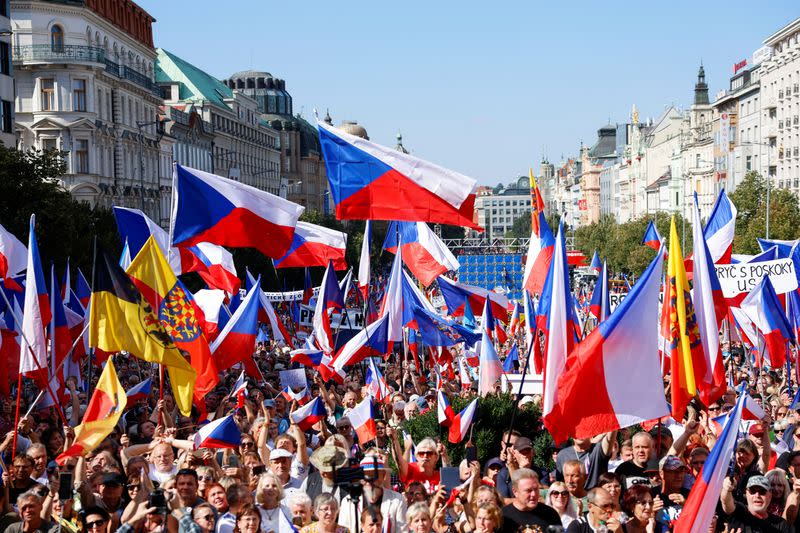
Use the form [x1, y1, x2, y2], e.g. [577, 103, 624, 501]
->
[255, 471, 284, 506]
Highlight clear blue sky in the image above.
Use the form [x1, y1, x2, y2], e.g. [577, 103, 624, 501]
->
[137, 0, 797, 186]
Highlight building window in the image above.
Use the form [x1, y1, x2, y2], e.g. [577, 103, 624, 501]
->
[75, 139, 88, 173]
[41, 79, 55, 111]
[42, 138, 57, 151]
[73, 79, 86, 111]
[746, 155, 752, 171]
[50, 25, 64, 53]
[0, 42, 9, 76]
[0, 100, 11, 133]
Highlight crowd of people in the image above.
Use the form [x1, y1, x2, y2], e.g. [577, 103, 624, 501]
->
[0, 334, 796, 533]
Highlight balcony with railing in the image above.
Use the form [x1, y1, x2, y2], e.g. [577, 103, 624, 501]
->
[13, 44, 105, 65]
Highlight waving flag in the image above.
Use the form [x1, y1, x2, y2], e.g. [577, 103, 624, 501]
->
[540, 223, 578, 442]
[691, 195, 727, 406]
[210, 279, 261, 375]
[317, 120, 480, 229]
[185, 242, 240, 294]
[508, 302, 521, 338]
[366, 358, 390, 403]
[741, 276, 794, 368]
[703, 188, 737, 264]
[383, 221, 459, 287]
[171, 165, 304, 258]
[478, 299, 503, 395]
[245, 271, 293, 347]
[502, 343, 519, 373]
[127, 237, 219, 409]
[0, 222, 26, 280]
[312, 261, 345, 354]
[19, 215, 51, 385]
[554, 244, 668, 439]
[125, 378, 152, 403]
[349, 397, 377, 444]
[359, 221, 371, 300]
[437, 275, 509, 322]
[437, 389, 455, 426]
[330, 313, 389, 371]
[290, 337, 324, 368]
[589, 251, 601, 271]
[274, 221, 347, 270]
[282, 386, 310, 406]
[56, 360, 126, 464]
[448, 398, 478, 444]
[529, 169, 545, 234]
[194, 415, 241, 449]
[674, 393, 764, 533]
[589, 261, 610, 322]
[193, 289, 225, 341]
[290, 396, 327, 431]
[666, 218, 706, 421]
[230, 371, 248, 408]
[522, 210, 556, 296]
[75, 268, 91, 308]
[642, 221, 662, 251]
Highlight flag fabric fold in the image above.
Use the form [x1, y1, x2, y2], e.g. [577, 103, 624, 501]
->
[383, 221, 459, 287]
[274, 221, 347, 270]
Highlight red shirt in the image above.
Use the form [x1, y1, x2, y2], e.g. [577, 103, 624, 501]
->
[402, 463, 440, 493]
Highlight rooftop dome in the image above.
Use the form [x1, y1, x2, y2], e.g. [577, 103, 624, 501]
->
[228, 70, 273, 79]
[339, 121, 369, 140]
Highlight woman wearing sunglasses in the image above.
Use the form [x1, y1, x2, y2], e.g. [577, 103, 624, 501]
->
[545, 481, 578, 528]
[192, 503, 217, 533]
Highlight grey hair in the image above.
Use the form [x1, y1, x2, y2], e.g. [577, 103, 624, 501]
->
[17, 490, 42, 507]
[313, 492, 339, 513]
[510, 468, 539, 490]
[287, 492, 313, 510]
[406, 501, 431, 523]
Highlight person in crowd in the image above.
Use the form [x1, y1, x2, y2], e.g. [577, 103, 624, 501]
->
[566, 487, 620, 533]
[620, 485, 655, 533]
[556, 432, 616, 489]
[300, 493, 349, 533]
[406, 501, 434, 533]
[191, 503, 217, 533]
[495, 437, 545, 502]
[482, 458, 504, 487]
[720, 475, 792, 532]
[287, 493, 314, 528]
[256, 471, 289, 531]
[217, 484, 254, 533]
[546, 481, 579, 528]
[499, 469, 560, 533]
[390, 431, 446, 492]
[651, 455, 690, 529]
[766, 469, 790, 517]
[615, 433, 655, 489]
[359, 507, 383, 533]
[337, 455, 407, 532]
[233, 504, 262, 533]
[597, 472, 623, 508]
[5, 491, 51, 533]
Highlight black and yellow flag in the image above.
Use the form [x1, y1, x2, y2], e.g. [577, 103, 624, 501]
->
[89, 247, 196, 415]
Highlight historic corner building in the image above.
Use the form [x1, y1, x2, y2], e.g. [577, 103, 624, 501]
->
[0, 0, 13, 147]
[11, 0, 169, 223]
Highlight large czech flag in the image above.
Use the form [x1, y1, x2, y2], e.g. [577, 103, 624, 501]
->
[0, 222, 26, 280]
[437, 276, 509, 322]
[274, 221, 347, 270]
[19, 215, 51, 386]
[703, 188, 737, 264]
[171, 165, 304, 258]
[194, 414, 241, 449]
[741, 275, 795, 368]
[210, 279, 261, 373]
[384, 221, 459, 287]
[317, 120, 481, 230]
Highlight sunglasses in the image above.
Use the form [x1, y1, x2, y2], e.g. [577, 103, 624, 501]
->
[240, 442, 255, 448]
[86, 519, 108, 529]
[590, 502, 615, 511]
[198, 513, 215, 521]
[337, 425, 352, 431]
[550, 491, 569, 497]
[636, 500, 654, 507]
[748, 487, 768, 496]
[416, 450, 436, 456]
[199, 475, 214, 481]
[127, 484, 139, 491]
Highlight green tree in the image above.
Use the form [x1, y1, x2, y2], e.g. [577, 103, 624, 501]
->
[0, 146, 118, 275]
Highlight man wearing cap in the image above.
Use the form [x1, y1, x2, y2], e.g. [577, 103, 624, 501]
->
[91, 472, 126, 518]
[337, 455, 407, 533]
[651, 455, 690, 532]
[302, 445, 348, 502]
[748, 422, 778, 472]
[268, 447, 302, 495]
[495, 437, 547, 503]
[721, 474, 792, 532]
[555, 431, 617, 491]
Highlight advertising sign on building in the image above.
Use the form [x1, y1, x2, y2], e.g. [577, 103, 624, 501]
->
[719, 113, 730, 153]
[752, 46, 773, 66]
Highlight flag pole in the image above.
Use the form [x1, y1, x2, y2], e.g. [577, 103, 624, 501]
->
[87, 235, 97, 400]
[504, 340, 533, 450]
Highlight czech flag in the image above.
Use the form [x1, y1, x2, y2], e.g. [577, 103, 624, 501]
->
[312, 261, 345, 354]
[522, 210, 556, 295]
[674, 393, 764, 533]
[438, 390, 455, 426]
[703, 188, 737, 264]
[349, 397, 377, 444]
[229, 371, 248, 408]
[383, 221, 459, 287]
[317, 120, 480, 230]
[171, 164, 304, 258]
[741, 275, 794, 368]
[246, 271, 293, 347]
[274, 221, 347, 270]
[290, 396, 327, 431]
[359, 221, 371, 301]
[185, 242, 240, 295]
[589, 261, 610, 322]
[331, 313, 389, 371]
[282, 386, 310, 406]
[125, 378, 152, 403]
[437, 276, 509, 323]
[366, 358, 390, 404]
[290, 337, 324, 368]
[0, 222, 26, 281]
[193, 414, 241, 449]
[642, 220, 662, 251]
[589, 250, 601, 271]
[508, 302, 520, 337]
[691, 194, 727, 406]
[193, 289, 226, 341]
[553, 243, 669, 439]
[448, 398, 478, 444]
[502, 343, 519, 373]
[478, 299, 503, 395]
[210, 279, 261, 373]
[19, 215, 51, 386]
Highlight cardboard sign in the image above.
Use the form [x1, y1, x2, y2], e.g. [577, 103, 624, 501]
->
[279, 369, 307, 390]
[297, 305, 365, 330]
[714, 258, 798, 297]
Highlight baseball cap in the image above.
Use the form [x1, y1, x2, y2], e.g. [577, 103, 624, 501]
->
[748, 424, 765, 437]
[100, 472, 125, 486]
[263, 399, 276, 408]
[486, 458, 504, 470]
[747, 475, 770, 491]
[659, 455, 687, 471]
[269, 448, 293, 460]
[360, 455, 387, 472]
[513, 437, 533, 451]
[408, 394, 420, 404]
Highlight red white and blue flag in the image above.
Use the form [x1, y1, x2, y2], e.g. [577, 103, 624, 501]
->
[245, 271, 293, 347]
[383, 221, 459, 287]
[553, 243, 668, 440]
[317, 120, 480, 229]
[366, 358, 390, 403]
[274, 221, 347, 270]
[185, 242, 240, 294]
[589, 250, 601, 271]
[171, 165, 304, 258]
[0, 222, 26, 281]
[741, 276, 794, 368]
[125, 378, 152, 403]
[703, 188, 737, 264]
[478, 299, 503, 395]
[230, 370, 248, 408]
[642, 220, 662, 251]
[674, 393, 764, 533]
[448, 398, 478, 444]
[312, 261, 345, 354]
[19, 215, 50, 385]
[75, 268, 91, 308]
[290, 337, 325, 368]
[502, 344, 519, 373]
[331, 313, 389, 372]
[193, 414, 241, 449]
[691, 194, 727, 406]
[210, 279, 261, 375]
[589, 261, 610, 322]
[282, 386, 310, 406]
[508, 302, 520, 337]
[290, 396, 327, 431]
[522, 210, 556, 295]
[349, 396, 377, 444]
[438, 389, 455, 426]
[437, 276, 509, 323]
[358, 221, 371, 301]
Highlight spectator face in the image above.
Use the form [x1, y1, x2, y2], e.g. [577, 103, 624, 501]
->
[317, 501, 338, 527]
[689, 452, 708, 474]
[176, 474, 199, 502]
[260, 475, 281, 504]
[746, 485, 771, 515]
[12, 458, 33, 482]
[361, 514, 381, 533]
[631, 436, 652, 466]
[789, 455, 800, 478]
[735, 447, 755, 471]
[274, 396, 287, 413]
[343, 391, 357, 408]
[47, 432, 64, 455]
[563, 465, 585, 495]
[601, 480, 621, 500]
[776, 407, 788, 419]
[269, 457, 292, 481]
[291, 503, 311, 526]
[588, 490, 615, 525]
[415, 446, 438, 471]
[240, 437, 256, 454]
[475, 508, 498, 533]
[620, 445, 633, 462]
[631, 494, 654, 522]
[405, 484, 427, 505]
[99, 481, 123, 505]
[268, 422, 278, 438]
[512, 476, 540, 511]
[28, 448, 47, 476]
[140, 421, 156, 439]
[513, 447, 533, 469]
[151, 444, 175, 473]
[19, 497, 42, 524]
[659, 468, 685, 493]
[207, 486, 227, 511]
[276, 437, 295, 453]
[771, 478, 786, 500]
[85, 512, 109, 532]
[193, 507, 216, 532]
[408, 512, 432, 533]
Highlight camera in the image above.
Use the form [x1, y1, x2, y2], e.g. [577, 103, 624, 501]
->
[148, 488, 168, 514]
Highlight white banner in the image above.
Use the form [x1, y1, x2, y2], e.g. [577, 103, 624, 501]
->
[714, 258, 798, 297]
[261, 287, 320, 302]
[297, 304, 365, 330]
